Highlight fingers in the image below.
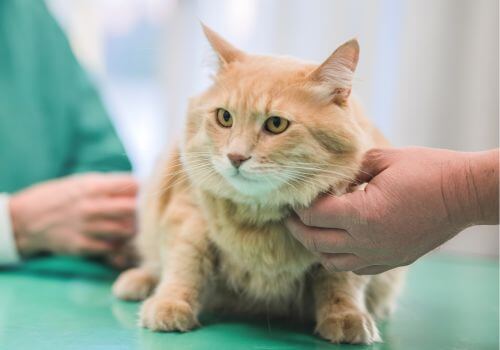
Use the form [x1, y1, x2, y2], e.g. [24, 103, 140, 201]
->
[82, 197, 137, 220]
[84, 218, 136, 240]
[354, 148, 393, 184]
[286, 214, 353, 254]
[79, 191, 138, 241]
[320, 253, 369, 272]
[69, 236, 116, 257]
[295, 192, 363, 229]
[288, 213, 386, 274]
[105, 246, 137, 270]
[321, 255, 392, 274]
[106, 254, 130, 270]
[83, 173, 139, 197]
[354, 265, 392, 275]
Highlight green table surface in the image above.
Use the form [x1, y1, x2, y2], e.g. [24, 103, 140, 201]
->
[0, 255, 498, 350]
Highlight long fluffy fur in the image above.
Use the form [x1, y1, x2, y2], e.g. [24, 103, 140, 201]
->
[113, 29, 405, 344]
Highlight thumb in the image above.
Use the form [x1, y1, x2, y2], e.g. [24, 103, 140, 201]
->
[355, 148, 393, 184]
[295, 190, 365, 229]
[295, 148, 394, 229]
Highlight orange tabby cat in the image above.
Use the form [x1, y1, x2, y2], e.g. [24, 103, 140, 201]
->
[113, 24, 405, 344]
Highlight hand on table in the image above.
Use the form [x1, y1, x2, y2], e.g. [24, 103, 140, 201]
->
[287, 147, 499, 275]
[9, 173, 138, 260]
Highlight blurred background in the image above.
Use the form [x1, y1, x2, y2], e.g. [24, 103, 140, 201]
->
[46, 0, 498, 258]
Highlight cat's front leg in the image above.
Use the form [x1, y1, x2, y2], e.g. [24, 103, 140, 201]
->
[139, 221, 213, 332]
[113, 266, 159, 301]
[313, 269, 380, 344]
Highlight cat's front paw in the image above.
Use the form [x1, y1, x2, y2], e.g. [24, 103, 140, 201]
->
[139, 296, 199, 332]
[316, 311, 381, 344]
[112, 268, 157, 301]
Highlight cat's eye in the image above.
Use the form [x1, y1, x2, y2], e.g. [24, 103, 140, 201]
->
[216, 108, 233, 128]
[264, 116, 289, 134]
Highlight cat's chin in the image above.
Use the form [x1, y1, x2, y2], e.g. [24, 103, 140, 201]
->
[205, 175, 325, 209]
[225, 173, 279, 197]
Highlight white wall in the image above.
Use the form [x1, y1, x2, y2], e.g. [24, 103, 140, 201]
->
[393, 0, 499, 258]
[48, 0, 499, 257]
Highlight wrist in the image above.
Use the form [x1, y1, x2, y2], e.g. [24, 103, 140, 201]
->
[9, 195, 34, 257]
[465, 150, 499, 225]
[0, 194, 21, 264]
[445, 150, 499, 228]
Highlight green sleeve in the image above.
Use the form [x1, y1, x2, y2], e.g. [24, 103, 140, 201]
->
[0, 0, 132, 193]
[63, 64, 133, 174]
[40, 5, 132, 174]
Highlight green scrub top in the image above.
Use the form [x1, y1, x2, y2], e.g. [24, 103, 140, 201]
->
[0, 0, 132, 193]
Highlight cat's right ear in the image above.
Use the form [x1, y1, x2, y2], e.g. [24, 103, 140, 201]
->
[202, 23, 246, 68]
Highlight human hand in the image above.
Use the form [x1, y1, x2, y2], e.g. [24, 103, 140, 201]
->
[286, 147, 499, 275]
[104, 241, 138, 270]
[9, 173, 138, 259]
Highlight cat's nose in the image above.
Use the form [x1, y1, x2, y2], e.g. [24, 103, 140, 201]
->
[227, 153, 251, 168]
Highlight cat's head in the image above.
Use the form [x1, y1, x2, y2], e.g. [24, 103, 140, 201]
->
[182, 24, 368, 208]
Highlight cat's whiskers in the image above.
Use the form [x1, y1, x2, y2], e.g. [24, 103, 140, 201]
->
[162, 156, 211, 173]
[264, 172, 301, 194]
[161, 154, 358, 203]
[262, 165, 357, 199]
[285, 160, 373, 178]
[258, 163, 356, 185]
[151, 162, 215, 197]
[163, 160, 212, 179]
[265, 168, 326, 192]
[285, 162, 351, 174]
[178, 154, 364, 189]
[182, 155, 370, 183]
[288, 173, 329, 191]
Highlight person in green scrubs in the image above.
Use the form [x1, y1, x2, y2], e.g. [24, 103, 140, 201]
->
[0, 0, 137, 266]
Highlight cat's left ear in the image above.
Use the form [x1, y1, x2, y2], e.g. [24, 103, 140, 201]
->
[202, 23, 246, 68]
[309, 39, 359, 105]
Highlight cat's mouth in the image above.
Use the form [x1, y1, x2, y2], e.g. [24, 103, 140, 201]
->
[230, 170, 258, 182]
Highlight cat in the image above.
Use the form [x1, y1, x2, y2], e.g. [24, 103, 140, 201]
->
[112, 24, 405, 344]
